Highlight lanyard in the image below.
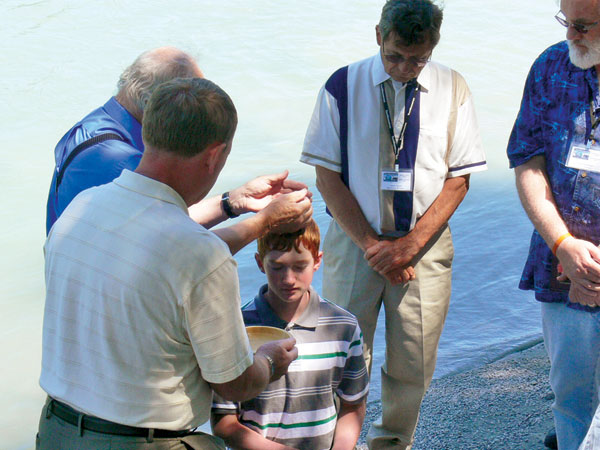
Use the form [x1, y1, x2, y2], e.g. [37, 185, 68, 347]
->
[588, 100, 600, 149]
[380, 80, 420, 170]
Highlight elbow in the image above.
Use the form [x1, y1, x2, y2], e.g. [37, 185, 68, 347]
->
[315, 175, 325, 194]
[212, 383, 258, 403]
[210, 363, 266, 402]
[457, 174, 470, 200]
[461, 178, 470, 199]
[315, 170, 329, 194]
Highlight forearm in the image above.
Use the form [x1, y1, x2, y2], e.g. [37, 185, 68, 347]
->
[188, 194, 228, 229]
[316, 166, 379, 251]
[212, 415, 295, 450]
[211, 339, 298, 402]
[515, 156, 600, 286]
[514, 156, 569, 248]
[210, 354, 271, 402]
[406, 175, 469, 252]
[365, 175, 468, 278]
[331, 401, 366, 450]
[212, 213, 269, 255]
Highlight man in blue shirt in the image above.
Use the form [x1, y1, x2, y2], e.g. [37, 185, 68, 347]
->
[507, 1, 600, 448]
[46, 47, 312, 253]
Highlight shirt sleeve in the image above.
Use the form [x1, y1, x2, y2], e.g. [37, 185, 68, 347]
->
[506, 61, 546, 168]
[211, 391, 239, 416]
[447, 72, 487, 178]
[184, 257, 254, 385]
[300, 85, 343, 172]
[336, 322, 369, 404]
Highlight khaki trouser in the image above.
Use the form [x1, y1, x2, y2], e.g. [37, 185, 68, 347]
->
[323, 220, 453, 450]
[36, 399, 225, 450]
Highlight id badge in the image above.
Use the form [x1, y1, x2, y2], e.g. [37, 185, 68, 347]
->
[566, 141, 600, 173]
[381, 168, 413, 191]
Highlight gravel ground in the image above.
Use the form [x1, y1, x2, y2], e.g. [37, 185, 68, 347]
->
[356, 342, 554, 450]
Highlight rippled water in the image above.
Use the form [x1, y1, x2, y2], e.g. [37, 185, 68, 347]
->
[0, 0, 564, 447]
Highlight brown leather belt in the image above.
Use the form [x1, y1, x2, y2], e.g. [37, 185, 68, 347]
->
[47, 398, 191, 438]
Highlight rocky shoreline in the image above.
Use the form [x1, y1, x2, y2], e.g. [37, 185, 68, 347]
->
[356, 342, 554, 450]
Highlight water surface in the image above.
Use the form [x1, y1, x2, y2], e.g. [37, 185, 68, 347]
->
[0, 1, 563, 448]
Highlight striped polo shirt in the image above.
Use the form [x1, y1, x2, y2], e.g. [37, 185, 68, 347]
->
[212, 285, 369, 449]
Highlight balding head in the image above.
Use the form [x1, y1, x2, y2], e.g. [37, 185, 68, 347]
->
[115, 46, 204, 121]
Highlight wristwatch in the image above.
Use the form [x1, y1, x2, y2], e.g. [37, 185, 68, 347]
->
[221, 192, 239, 218]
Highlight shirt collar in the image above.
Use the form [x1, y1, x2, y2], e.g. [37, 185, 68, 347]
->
[371, 52, 432, 92]
[104, 97, 144, 151]
[561, 47, 600, 110]
[255, 284, 320, 329]
[113, 169, 189, 213]
[583, 66, 600, 110]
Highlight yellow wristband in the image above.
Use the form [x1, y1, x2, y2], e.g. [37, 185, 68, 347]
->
[552, 232, 572, 256]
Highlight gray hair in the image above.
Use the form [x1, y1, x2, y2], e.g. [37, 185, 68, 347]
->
[379, 0, 444, 47]
[116, 48, 201, 119]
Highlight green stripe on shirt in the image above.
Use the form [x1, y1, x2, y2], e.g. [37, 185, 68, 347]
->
[245, 412, 338, 430]
[297, 351, 348, 360]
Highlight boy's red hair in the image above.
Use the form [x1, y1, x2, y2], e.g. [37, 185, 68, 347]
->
[257, 218, 320, 261]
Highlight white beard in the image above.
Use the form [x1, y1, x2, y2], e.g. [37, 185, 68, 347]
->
[568, 39, 600, 69]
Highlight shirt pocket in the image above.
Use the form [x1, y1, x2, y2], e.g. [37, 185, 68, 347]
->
[413, 127, 448, 196]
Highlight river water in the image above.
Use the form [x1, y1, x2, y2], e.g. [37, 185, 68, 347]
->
[1, 0, 564, 448]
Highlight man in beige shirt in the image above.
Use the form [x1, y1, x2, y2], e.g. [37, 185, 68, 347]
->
[38, 77, 300, 449]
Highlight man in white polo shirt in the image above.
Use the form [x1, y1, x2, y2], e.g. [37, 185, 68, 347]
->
[37, 78, 299, 449]
[301, 1, 486, 448]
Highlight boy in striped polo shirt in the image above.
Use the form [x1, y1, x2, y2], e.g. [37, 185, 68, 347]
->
[211, 219, 369, 449]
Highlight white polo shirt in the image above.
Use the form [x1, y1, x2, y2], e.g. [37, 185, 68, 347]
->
[40, 170, 253, 430]
[301, 53, 486, 234]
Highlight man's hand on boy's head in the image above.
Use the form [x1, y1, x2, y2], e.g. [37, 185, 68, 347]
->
[260, 189, 313, 235]
[228, 171, 310, 215]
[256, 337, 298, 382]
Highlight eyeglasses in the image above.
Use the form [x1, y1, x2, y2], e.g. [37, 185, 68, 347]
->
[555, 11, 599, 35]
[381, 42, 431, 67]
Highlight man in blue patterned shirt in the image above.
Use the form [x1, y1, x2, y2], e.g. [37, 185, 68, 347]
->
[507, 1, 600, 448]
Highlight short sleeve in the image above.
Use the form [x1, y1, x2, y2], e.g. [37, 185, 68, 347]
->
[301, 86, 342, 172]
[336, 322, 369, 404]
[447, 73, 487, 178]
[507, 62, 546, 168]
[184, 258, 253, 384]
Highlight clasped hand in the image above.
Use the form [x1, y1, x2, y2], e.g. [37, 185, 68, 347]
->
[364, 235, 420, 285]
[556, 237, 600, 307]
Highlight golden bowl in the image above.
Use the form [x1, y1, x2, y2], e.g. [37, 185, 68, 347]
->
[246, 326, 291, 352]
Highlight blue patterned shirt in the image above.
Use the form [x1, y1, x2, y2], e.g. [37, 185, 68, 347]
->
[507, 41, 600, 311]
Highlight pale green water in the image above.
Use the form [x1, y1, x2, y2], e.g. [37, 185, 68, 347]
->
[1, 1, 564, 448]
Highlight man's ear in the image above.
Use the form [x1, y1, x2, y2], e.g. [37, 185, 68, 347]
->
[205, 142, 227, 174]
[255, 252, 265, 273]
[376, 24, 382, 46]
